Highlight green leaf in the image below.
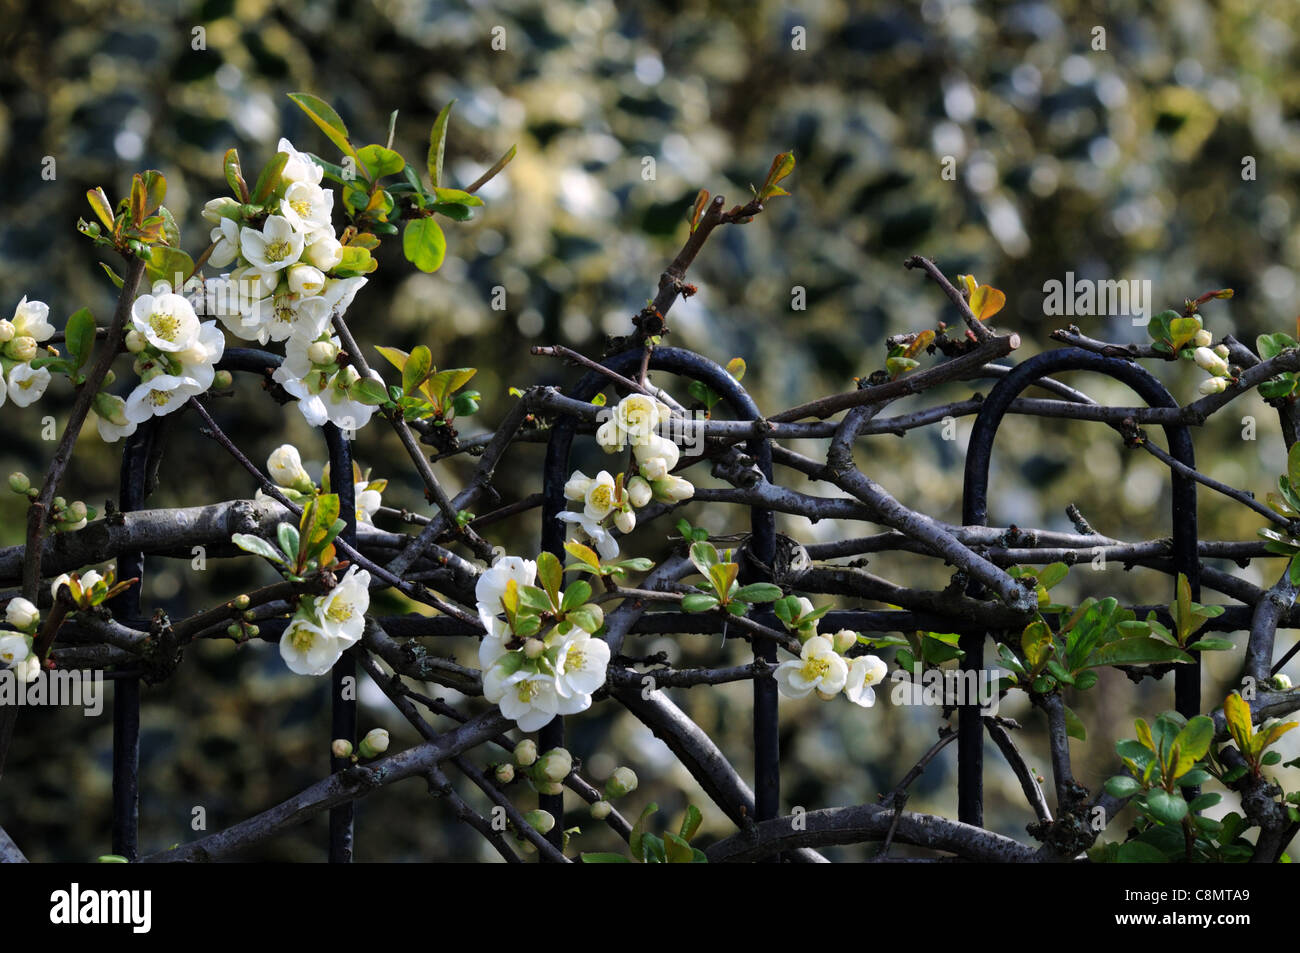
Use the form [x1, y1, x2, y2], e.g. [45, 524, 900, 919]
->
[403, 345, 433, 396]
[86, 187, 115, 230]
[403, 217, 447, 273]
[1145, 789, 1189, 826]
[374, 345, 410, 374]
[99, 262, 124, 289]
[1115, 841, 1169, 863]
[1288, 442, 1300, 496]
[629, 802, 658, 862]
[560, 580, 592, 613]
[277, 521, 300, 560]
[563, 541, 602, 573]
[1063, 705, 1087, 741]
[1171, 716, 1213, 777]
[357, 144, 404, 180]
[1085, 638, 1193, 668]
[287, 92, 358, 161]
[681, 592, 719, 613]
[427, 100, 455, 189]
[223, 148, 248, 201]
[425, 367, 476, 410]
[734, 582, 783, 603]
[663, 831, 694, 863]
[431, 186, 485, 207]
[252, 152, 289, 204]
[580, 852, 630, 863]
[566, 605, 604, 634]
[1185, 637, 1235, 652]
[1168, 316, 1202, 351]
[64, 308, 96, 371]
[536, 551, 563, 605]
[349, 377, 390, 407]
[1258, 332, 1297, 360]
[688, 541, 720, 575]
[231, 533, 287, 565]
[679, 804, 702, 842]
[1105, 775, 1142, 798]
[1223, 691, 1254, 755]
[708, 562, 739, 601]
[146, 245, 195, 288]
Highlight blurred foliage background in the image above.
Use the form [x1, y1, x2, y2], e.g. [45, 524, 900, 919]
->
[2, 0, 1299, 861]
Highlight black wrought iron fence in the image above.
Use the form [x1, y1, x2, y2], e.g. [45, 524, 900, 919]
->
[77, 327, 1289, 863]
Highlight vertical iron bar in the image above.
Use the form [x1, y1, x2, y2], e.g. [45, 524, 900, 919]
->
[109, 417, 157, 860]
[325, 422, 357, 862]
[962, 347, 1199, 826]
[541, 347, 777, 852]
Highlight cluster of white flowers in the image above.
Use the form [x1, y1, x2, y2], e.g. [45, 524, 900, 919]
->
[1193, 334, 1233, 395]
[257, 443, 383, 525]
[194, 138, 383, 431]
[773, 598, 887, 708]
[280, 565, 371, 675]
[476, 556, 610, 731]
[0, 596, 42, 683]
[95, 289, 227, 443]
[0, 297, 55, 410]
[560, 394, 695, 560]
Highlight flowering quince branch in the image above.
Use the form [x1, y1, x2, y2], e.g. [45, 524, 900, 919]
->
[8, 101, 1300, 865]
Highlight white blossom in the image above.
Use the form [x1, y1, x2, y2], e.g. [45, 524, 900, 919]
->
[131, 292, 201, 353]
[774, 635, 849, 700]
[240, 215, 304, 273]
[844, 655, 888, 708]
[7, 363, 50, 407]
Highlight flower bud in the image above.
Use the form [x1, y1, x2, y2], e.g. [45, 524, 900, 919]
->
[201, 197, 242, 224]
[303, 236, 343, 272]
[563, 471, 592, 501]
[125, 329, 148, 353]
[513, 739, 538, 766]
[212, 370, 233, 389]
[358, 728, 390, 759]
[523, 638, 545, 659]
[5, 597, 39, 632]
[833, 629, 857, 654]
[93, 392, 130, 427]
[614, 508, 636, 534]
[50, 573, 73, 601]
[66, 501, 87, 523]
[287, 264, 326, 297]
[534, 780, 564, 795]
[590, 800, 613, 820]
[523, 809, 555, 835]
[1193, 346, 1228, 377]
[15, 654, 39, 683]
[8, 472, 30, 494]
[595, 419, 622, 453]
[537, 747, 572, 782]
[639, 456, 669, 481]
[7, 336, 37, 362]
[1273, 673, 1293, 691]
[267, 444, 314, 492]
[627, 475, 652, 508]
[331, 738, 353, 759]
[233, 594, 251, 610]
[1191, 329, 1212, 348]
[1214, 344, 1230, 360]
[307, 340, 339, 366]
[494, 763, 515, 784]
[1198, 377, 1228, 396]
[652, 475, 695, 502]
[604, 766, 638, 799]
[79, 570, 102, 590]
[0, 319, 13, 343]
